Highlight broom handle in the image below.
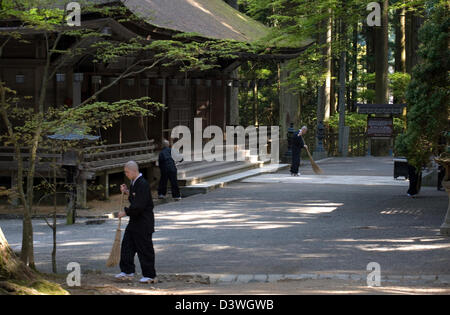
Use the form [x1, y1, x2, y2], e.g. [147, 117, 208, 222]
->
[305, 146, 313, 160]
[118, 191, 125, 230]
[299, 135, 312, 160]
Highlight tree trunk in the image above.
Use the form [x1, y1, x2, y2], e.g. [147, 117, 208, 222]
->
[375, 0, 389, 104]
[0, 227, 35, 282]
[395, 5, 407, 73]
[363, 23, 375, 93]
[338, 18, 347, 154]
[324, 11, 332, 121]
[253, 81, 259, 126]
[20, 124, 42, 269]
[317, 11, 332, 123]
[351, 23, 358, 111]
[406, 11, 423, 74]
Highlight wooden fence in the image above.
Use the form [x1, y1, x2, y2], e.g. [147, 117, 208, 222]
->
[81, 140, 157, 172]
[0, 140, 158, 176]
[302, 128, 368, 157]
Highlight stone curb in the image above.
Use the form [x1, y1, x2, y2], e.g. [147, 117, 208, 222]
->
[199, 273, 450, 285]
[103, 272, 450, 286]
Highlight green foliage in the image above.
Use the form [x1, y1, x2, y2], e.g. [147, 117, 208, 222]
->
[395, 0, 449, 168]
[327, 112, 405, 134]
[328, 113, 368, 130]
[389, 72, 411, 102]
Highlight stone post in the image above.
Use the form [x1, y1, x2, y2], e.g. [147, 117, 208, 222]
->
[441, 180, 450, 235]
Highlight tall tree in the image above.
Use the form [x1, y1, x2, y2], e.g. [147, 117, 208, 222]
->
[395, 0, 449, 169]
[375, 0, 389, 104]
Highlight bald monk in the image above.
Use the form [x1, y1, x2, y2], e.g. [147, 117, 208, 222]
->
[115, 161, 157, 284]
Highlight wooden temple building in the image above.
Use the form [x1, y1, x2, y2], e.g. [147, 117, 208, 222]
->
[0, 0, 312, 207]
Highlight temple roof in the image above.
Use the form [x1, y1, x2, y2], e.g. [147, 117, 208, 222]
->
[102, 0, 269, 42]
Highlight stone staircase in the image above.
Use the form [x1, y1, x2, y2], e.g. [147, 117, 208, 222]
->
[175, 147, 288, 197]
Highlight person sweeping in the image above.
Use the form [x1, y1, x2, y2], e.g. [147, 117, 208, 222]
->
[290, 126, 308, 176]
[114, 161, 157, 284]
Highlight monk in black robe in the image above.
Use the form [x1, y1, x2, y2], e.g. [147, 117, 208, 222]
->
[115, 161, 157, 283]
[290, 126, 308, 176]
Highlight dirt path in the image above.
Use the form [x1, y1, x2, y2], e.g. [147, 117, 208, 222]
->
[60, 274, 449, 295]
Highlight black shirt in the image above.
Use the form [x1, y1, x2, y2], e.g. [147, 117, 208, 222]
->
[293, 131, 305, 148]
[158, 147, 177, 171]
[124, 176, 155, 234]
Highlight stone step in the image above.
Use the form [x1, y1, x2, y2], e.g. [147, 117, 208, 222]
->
[180, 163, 288, 197]
[179, 161, 263, 186]
[177, 160, 236, 179]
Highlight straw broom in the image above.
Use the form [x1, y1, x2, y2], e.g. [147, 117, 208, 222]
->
[106, 192, 125, 268]
[305, 146, 324, 175]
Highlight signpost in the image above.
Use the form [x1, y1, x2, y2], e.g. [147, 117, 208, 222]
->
[367, 117, 394, 138]
[357, 104, 406, 156]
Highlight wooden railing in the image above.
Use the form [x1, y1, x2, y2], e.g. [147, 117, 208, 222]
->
[323, 131, 368, 157]
[0, 140, 158, 174]
[0, 147, 62, 172]
[301, 128, 368, 157]
[81, 140, 158, 172]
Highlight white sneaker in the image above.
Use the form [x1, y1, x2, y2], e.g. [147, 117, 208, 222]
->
[158, 195, 166, 199]
[139, 277, 158, 284]
[174, 197, 182, 201]
[115, 272, 134, 280]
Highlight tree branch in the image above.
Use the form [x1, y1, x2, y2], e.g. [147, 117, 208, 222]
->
[76, 56, 166, 108]
[0, 83, 27, 207]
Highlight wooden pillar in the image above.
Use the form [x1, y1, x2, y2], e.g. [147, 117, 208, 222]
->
[76, 178, 87, 209]
[162, 77, 167, 140]
[229, 69, 239, 126]
[72, 74, 81, 107]
[223, 77, 228, 131]
[100, 172, 109, 200]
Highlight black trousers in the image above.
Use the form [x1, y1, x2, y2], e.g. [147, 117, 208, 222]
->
[407, 164, 422, 196]
[158, 169, 180, 198]
[438, 166, 445, 190]
[120, 228, 156, 278]
[290, 146, 302, 174]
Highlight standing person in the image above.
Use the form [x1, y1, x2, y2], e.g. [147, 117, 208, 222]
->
[158, 139, 182, 200]
[115, 161, 157, 284]
[437, 132, 447, 191]
[290, 126, 308, 176]
[437, 165, 445, 191]
[407, 163, 422, 197]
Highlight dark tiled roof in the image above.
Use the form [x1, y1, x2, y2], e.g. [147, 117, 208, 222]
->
[121, 0, 269, 42]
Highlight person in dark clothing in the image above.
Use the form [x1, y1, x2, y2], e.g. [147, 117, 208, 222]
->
[115, 161, 157, 284]
[290, 126, 308, 176]
[158, 140, 181, 200]
[437, 133, 447, 191]
[438, 165, 445, 191]
[407, 163, 422, 197]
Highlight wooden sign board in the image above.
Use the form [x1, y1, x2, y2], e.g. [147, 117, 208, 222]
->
[367, 117, 394, 137]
